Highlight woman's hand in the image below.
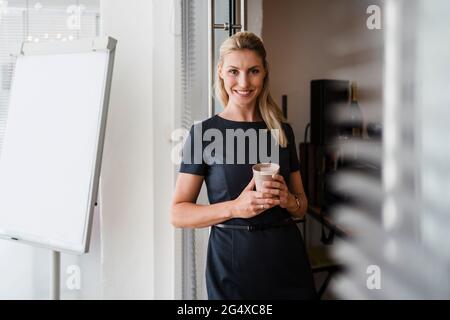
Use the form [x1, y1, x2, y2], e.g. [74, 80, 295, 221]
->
[260, 174, 296, 210]
[231, 177, 280, 219]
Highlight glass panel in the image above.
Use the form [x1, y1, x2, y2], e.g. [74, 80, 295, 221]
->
[179, 0, 236, 300]
[179, 0, 211, 300]
[213, 0, 231, 115]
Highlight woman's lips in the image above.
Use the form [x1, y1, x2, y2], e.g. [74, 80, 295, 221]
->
[233, 90, 253, 97]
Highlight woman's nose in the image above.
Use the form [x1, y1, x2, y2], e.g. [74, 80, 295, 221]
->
[238, 73, 250, 87]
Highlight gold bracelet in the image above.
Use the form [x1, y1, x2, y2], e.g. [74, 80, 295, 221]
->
[293, 194, 301, 209]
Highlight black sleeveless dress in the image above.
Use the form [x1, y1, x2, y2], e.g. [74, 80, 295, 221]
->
[179, 114, 316, 300]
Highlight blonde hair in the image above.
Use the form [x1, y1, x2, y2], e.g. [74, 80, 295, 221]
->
[214, 31, 288, 147]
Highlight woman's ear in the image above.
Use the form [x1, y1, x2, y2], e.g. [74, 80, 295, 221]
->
[217, 65, 224, 80]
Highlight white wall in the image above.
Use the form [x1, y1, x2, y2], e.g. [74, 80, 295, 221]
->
[99, 0, 177, 299]
[100, 0, 154, 299]
[247, 0, 263, 36]
[0, 242, 41, 299]
[151, 0, 178, 300]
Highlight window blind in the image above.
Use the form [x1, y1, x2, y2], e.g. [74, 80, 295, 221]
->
[0, 0, 99, 154]
[332, 0, 450, 299]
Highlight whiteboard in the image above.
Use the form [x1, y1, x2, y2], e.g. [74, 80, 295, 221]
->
[0, 37, 116, 254]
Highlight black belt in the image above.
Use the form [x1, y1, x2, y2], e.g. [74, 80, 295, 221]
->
[214, 218, 304, 231]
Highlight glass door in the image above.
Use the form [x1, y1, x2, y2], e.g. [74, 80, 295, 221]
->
[208, 0, 247, 116]
[178, 0, 247, 300]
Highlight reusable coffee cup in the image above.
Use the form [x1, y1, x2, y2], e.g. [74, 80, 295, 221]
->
[252, 163, 280, 192]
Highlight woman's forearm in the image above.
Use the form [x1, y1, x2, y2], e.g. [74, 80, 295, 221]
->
[171, 200, 235, 229]
[286, 192, 308, 219]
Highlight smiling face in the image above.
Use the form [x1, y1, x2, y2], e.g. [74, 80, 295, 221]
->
[218, 49, 266, 109]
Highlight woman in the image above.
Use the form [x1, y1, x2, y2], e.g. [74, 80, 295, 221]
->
[171, 31, 316, 300]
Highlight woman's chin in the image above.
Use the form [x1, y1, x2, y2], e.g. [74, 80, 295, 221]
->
[230, 95, 256, 106]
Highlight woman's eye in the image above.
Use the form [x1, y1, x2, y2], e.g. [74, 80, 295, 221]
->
[251, 69, 260, 74]
[229, 69, 238, 75]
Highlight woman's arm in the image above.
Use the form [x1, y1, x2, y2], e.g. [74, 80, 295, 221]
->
[171, 173, 279, 229]
[170, 173, 234, 228]
[285, 170, 308, 218]
[262, 171, 308, 219]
